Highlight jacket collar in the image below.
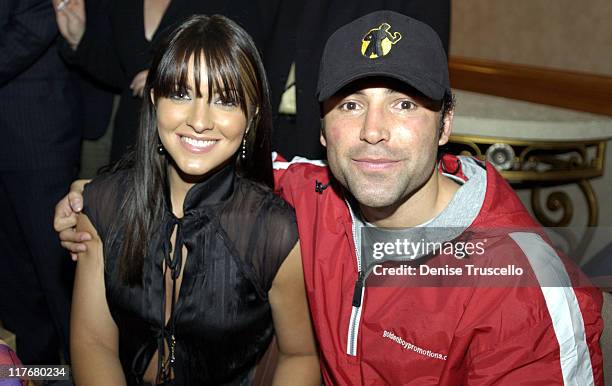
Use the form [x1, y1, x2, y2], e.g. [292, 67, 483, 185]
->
[164, 163, 235, 216]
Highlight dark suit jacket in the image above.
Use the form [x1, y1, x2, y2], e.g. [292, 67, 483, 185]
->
[0, 0, 81, 171]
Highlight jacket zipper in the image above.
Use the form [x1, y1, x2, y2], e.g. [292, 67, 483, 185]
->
[346, 204, 363, 356]
[347, 271, 365, 355]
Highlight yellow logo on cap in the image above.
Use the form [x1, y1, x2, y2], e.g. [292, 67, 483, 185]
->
[361, 23, 402, 59]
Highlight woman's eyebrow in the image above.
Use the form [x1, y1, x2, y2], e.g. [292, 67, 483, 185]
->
[212, 88, 239, 96]
[173, 83, 193, 91]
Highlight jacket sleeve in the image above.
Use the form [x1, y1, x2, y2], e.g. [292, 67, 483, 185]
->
[272, 153, 292, 199]
[59, 0, 124, 90]
[0, 0, 58, 86]
[462, 285, 603, 385]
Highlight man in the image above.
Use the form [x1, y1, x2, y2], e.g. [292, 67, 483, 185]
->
[55, 11, 603, 384]
[262, 0, 451, 160]
[0, 0, 80, 364]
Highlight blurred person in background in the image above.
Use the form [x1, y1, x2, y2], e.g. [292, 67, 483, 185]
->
[0, 339, 25, 386]
[0, 0, 79, 365]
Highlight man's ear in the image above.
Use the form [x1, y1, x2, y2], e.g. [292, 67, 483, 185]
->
[319, 120, 327, 147]
[438, 110, 454, 146]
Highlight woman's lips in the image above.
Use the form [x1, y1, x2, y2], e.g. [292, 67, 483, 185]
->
[178, 134, 218, 154]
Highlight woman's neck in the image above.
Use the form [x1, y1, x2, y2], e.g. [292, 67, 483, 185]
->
[143, 0, 171, 41]
[166, 161, 234, 218]
[167, 166, 193, 219]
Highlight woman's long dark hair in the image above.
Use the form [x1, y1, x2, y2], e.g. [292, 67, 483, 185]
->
[108, 15, 273, 285]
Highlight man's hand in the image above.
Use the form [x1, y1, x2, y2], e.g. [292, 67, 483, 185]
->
[54, 179, 91, 260]
[52, 0, 87, 50]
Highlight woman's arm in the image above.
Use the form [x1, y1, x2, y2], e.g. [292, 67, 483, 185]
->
[268, 242, 321, 385]
[71, 213, 126, 385]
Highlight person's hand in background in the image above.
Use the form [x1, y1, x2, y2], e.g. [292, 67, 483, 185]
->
[130, 70, 149, 98]
[53, 0, 86, 50]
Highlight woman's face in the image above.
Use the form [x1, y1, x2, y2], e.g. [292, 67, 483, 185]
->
[154, 56, 248, 179]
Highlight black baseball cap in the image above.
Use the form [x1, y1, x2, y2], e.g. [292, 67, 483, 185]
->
[316, 10, 450, 103]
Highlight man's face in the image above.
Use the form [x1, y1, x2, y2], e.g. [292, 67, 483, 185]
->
[321, 78, 451, 210]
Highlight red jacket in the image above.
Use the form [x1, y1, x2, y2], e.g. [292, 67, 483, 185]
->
[274, 154, 603, 385]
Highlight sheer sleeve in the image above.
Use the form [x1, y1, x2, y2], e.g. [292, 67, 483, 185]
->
[82, 170, 128, 243]
[220, 179, 299, 295]
[250, 195, 299, 292]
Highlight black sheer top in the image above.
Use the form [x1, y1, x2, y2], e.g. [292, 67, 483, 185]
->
[82, 165, 298, 385]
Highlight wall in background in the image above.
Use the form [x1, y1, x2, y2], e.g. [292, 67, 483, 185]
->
[450, 0, 612, 76]
[450, 0, 612, 253]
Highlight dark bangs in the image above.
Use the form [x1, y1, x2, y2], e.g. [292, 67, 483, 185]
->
[150, 15, 258, 116]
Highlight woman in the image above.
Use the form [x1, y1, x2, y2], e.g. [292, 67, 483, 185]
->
[53, 0, 271, 162]
[71, 15, 319, 385]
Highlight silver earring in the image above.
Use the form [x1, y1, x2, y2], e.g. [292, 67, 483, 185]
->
[241, 137, 246, 159]
[157, 141, 165, 154]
